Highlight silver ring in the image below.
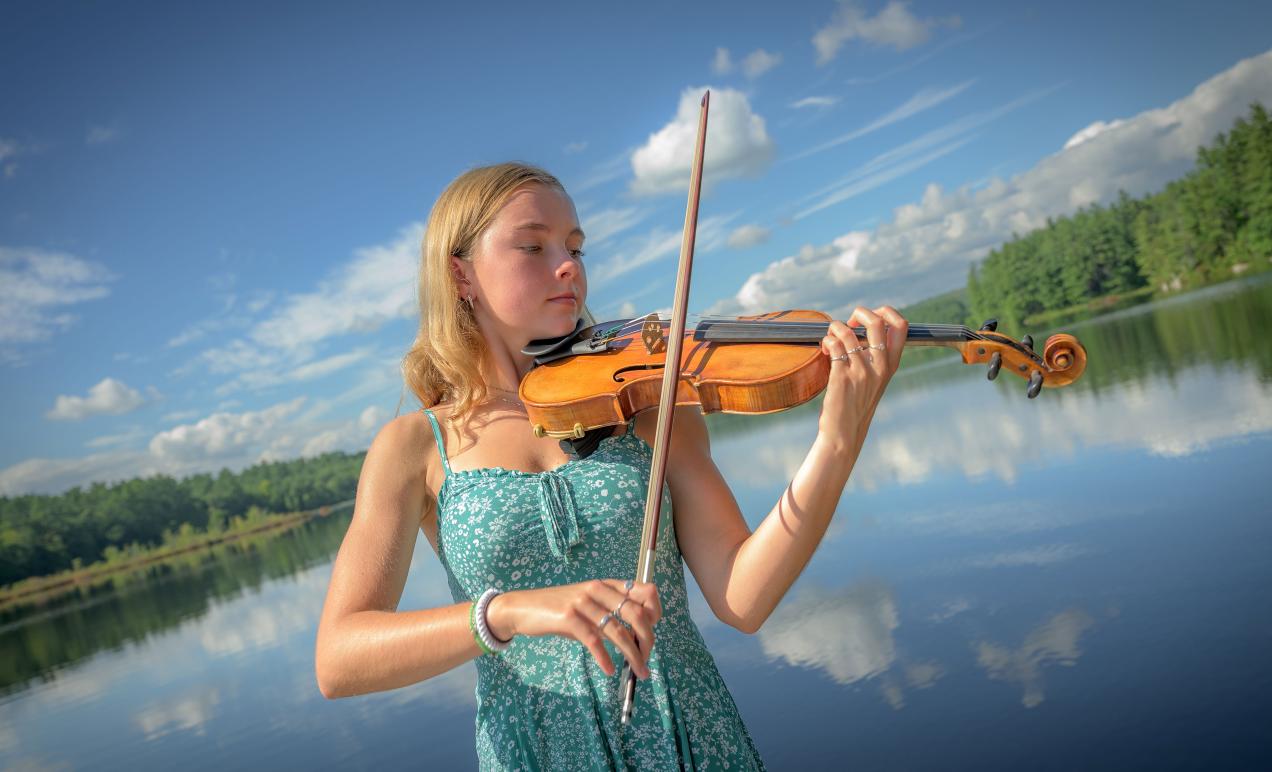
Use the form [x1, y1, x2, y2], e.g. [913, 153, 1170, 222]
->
[830, 354, 850, 363]
[613, 598, 631, 623]
[869, 343, 886, 351]
[598, 613, 613, 630]
[623, 579, 634, 593]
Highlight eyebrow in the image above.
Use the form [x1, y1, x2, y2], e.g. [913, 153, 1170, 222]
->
[513, 222, 586, 240]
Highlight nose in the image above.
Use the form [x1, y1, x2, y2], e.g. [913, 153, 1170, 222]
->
[554, 247, 581, 279]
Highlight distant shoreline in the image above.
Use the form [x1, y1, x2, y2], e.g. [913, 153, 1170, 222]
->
[0, 499, 354, 611]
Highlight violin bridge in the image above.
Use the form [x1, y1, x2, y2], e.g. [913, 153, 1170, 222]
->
[641, 312, 665, 355]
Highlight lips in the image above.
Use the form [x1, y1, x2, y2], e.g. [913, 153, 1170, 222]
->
[549, 293, 576, 303]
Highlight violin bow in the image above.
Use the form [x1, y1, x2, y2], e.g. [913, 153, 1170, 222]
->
[618, 90, 710, 726]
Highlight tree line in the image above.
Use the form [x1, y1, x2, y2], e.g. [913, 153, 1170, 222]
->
[0, 450, 364, 587]
[968, 102, 1272, 329]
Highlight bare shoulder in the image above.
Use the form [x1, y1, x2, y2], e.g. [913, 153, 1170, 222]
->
[361, 408, 440, 522]
[369, 410, 432, 464]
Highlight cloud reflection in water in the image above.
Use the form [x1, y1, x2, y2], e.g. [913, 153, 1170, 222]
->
[975, 609, 1095, 708]
[712, 361, 1271, 493]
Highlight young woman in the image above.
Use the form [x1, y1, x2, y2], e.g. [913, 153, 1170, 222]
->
[315, 162, 909, 769]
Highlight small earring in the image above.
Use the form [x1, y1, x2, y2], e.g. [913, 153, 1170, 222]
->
[464, 295, 474, 312]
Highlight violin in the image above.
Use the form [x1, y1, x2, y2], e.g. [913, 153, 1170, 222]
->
[517, 310, 1088, 440]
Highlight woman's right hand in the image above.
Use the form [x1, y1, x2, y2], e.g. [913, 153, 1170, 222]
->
[486, 580, 662, 679]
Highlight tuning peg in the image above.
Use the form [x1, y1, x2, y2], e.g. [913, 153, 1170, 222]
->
[987, 352, 1002, 381]
[979, 318, 998, 332]
[1027, 370, 1043, 398]
[1021, 334, 1034, 351]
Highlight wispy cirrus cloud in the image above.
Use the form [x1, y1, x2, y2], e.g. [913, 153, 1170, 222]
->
[0, 246, 118, 365]
[787, 79, 976, 163]
[590, 212, 738, 286]
[174, 224, 422, 395]
[789, 96, 840, 110]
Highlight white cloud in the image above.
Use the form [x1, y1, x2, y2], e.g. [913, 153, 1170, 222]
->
[787, 79, 976, 162]
[580, 206, 646, 247]
[569, 148, 633, 194]
[46, 377, 149, 420]
[0, 449, 152, 496]
[0, 137, 19, 163]
[845, 28, 984, 87]
[0, 385, 398, 495]
[794, 134, 976, 221]
[591, 212, 737, 286]
[212, 347, 373, 397]
[726, 223, 771, 249]
[252, 225, 421, 349]
[86, 123, 123, 145]
[742, 49, 782, 78]
[563, 140, 588, 155]
[712, 47, 733, 75]
[630, 86, 774, 197]
[179, 223, 421, 393]
[148, 397, 308, 464]
[84, 425, 148, 449]
[357, 404, 389, 432]
[814, 0, 962, 64]
[790, 96, 839, 109]
[0, 246, 117, 355]
[716, 49, 1272, 318]
[1062, 118, 1126, 150]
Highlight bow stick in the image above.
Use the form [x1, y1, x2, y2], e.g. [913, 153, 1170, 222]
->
[618, 90, 710, 726]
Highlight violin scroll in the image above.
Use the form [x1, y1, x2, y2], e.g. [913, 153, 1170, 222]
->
[961, 330, 1087, 398]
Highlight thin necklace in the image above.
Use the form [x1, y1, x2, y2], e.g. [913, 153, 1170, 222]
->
[484, 386, 525, 410]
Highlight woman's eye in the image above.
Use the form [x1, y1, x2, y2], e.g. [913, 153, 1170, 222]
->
[570, 249, 586, 260]
[519, 245, 542, 253]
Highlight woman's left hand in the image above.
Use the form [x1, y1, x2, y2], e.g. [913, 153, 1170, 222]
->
[817, 305, 909, 452]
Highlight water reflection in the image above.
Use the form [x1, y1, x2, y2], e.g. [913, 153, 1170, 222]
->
[134, 686, 221, 741]
[758, 582, 899, 686]
[711, 275, 1272, 492]
[975, 609, 1095, 708]
[0, 276, 1269, 770]
[0, 507, 352, 696]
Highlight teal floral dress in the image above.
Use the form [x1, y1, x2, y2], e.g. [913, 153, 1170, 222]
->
[422, 408, 766, 771]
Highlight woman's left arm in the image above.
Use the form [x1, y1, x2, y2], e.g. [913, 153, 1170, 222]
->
[667, 306, 907, 634]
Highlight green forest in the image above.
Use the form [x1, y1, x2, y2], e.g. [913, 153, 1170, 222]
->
[0, 451, 364, 588]
[967, 102, 1272, 329]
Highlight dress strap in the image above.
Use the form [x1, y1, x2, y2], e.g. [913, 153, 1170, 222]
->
[421, 408, 452, 478]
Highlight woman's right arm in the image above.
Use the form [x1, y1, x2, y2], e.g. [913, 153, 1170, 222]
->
[314, 414, 663, 699]
[315, 415, 480, 699]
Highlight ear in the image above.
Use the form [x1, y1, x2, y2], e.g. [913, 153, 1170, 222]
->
[449, 255, 472, 290]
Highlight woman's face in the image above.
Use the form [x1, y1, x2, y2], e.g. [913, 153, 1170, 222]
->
[460, 183, 587, 342]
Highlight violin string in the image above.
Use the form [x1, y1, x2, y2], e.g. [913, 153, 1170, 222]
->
[610, 314, 996, 342]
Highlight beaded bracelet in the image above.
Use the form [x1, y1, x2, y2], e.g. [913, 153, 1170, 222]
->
[471, 587, 511, 655]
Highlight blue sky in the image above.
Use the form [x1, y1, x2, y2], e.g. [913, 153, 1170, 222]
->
[2, 0, 1271, 495]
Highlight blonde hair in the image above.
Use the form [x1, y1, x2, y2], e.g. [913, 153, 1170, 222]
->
[399, 162, 596, 425]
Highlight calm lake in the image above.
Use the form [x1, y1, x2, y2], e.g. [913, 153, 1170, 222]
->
[2, 275, 1270, 770]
